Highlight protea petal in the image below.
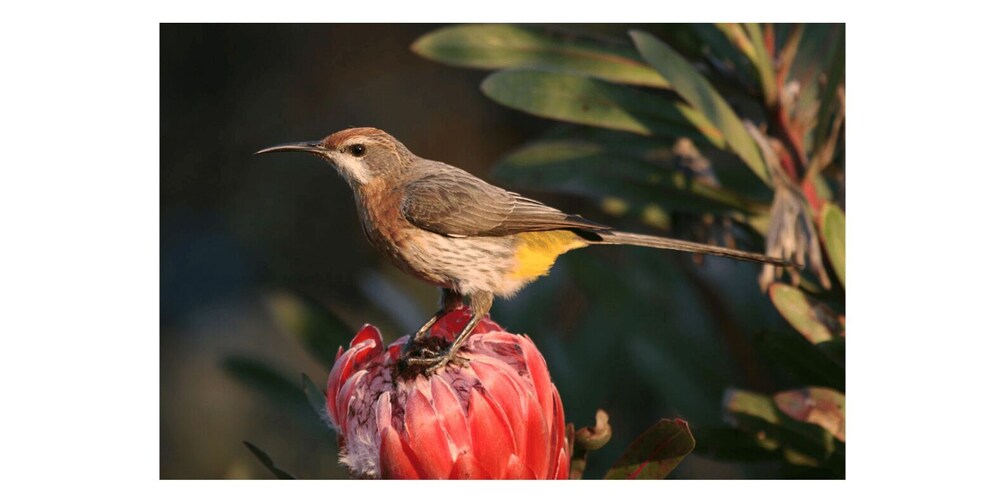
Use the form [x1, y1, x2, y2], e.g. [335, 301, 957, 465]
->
[326, 351, 351, 422]
[449, 450, 489, 480]
[519, 335, 554, 427]
[328, 338, 375, 418]
[431, 310, 466, 341]
[379, 425, 421, 480]
[473, 315, 503, 334]
[347, 338, 379, 371]
[351, 324, 383, 349]
[552, 444, 570, 480]
[333, 370, 364, 433]
[504, 454, 536, 480]
[550, 386, 568, 477]
[386, 336, 407, 363]
[429, 375, 471, 455]
[519, 383, 549, 480]
[375, 391, 393, 433]
[467, 386, 516, 479]
[403, 385, 455, 479]
[470, 359, 528, 458]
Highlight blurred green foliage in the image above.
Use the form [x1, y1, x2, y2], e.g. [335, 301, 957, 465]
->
[226, 23, 844, 479]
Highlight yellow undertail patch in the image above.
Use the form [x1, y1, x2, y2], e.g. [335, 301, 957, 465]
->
[508, 230, 588, 280]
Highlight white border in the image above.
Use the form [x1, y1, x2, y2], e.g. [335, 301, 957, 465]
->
[4, 0, 1001, 500]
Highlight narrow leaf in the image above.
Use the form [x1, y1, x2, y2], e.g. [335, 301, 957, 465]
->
[243, 441, 296, 479]
[604, 418, 695, 479]
[302, 373, 331, 427]
[692, 427, 782, 462]
[816, 339, 845, 367]
[742, 23, 778, 106]
[811, 25, 846, 153]
[412, 24, 668, 88]
[264, 290, 353, 367]
[630, 30, 769, 182]
[222, 356, 304, 406]
[494, 139, 769, 215]
[768, 283, 844, 344]
[754, 330, 844, 392]
[690, 24, 758, 88]
[777, 24, 805, 81]
[481, 69, 724, 146]
[820, 203, 846, 287]
[715, 23, 757, 61]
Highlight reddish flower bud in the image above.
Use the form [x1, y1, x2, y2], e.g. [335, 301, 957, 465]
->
[326, 308, 570, 479]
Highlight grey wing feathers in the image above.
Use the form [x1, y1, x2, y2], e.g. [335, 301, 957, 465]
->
[401, 167, 608, 237]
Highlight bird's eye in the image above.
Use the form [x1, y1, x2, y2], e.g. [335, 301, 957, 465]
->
[349, 144, 366, 157]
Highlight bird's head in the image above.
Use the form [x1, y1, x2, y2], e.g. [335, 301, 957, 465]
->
[256, 127, 414, 187]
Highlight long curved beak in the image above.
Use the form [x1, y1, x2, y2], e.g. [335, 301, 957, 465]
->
[255, 141, 325, 155]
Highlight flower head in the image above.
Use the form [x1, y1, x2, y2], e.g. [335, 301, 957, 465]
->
[326, 308, 570, 479]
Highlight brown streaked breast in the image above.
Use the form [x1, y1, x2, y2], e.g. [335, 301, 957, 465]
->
[355, 181, 439, 283]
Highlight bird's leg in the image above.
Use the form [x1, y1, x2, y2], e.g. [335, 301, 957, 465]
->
[406, 288, 463, 359]
[407, 291, 493, 374]
[413, 288, 464, 341]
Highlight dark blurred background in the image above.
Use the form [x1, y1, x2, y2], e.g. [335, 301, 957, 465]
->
[161, 24, 798, 479]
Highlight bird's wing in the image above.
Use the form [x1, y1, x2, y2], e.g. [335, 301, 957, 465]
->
[400, 168, 609, 237]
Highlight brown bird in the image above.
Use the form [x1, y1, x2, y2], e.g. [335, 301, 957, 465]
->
[257, 127, 788, 372]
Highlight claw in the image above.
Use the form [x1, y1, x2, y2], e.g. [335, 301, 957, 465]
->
[405, 351, 469, 375]
[423, 354, 469, 375]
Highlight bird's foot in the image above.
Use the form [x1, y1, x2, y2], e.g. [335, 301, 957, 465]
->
[405, 350, 470, 376]
[414, 346, 440, 359]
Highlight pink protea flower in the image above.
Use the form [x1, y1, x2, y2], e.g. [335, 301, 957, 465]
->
[326, 308, 570, 479]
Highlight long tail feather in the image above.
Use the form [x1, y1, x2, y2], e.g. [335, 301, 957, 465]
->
[594, 231, 790, 266]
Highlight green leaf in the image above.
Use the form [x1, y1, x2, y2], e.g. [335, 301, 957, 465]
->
[816, 339, 845, 367]
[809, 25, 845, 153]
[481, 69, 725, 146]
[741, 23, 778, 106]
[264, 290, 353, 367]
[690, 24, 758, 88]
[754, 330, 845, 392]
[715, 23, 757, 61]
[412, 24, 669, 88]
[691, 427, 782, 462]
[774, 387, 845, 442]
[243, 441, 296, 479]
[723, 389, 836, 467]
[222, 356, 303, 406]
[777, 24, 805, 81]
[494, 139, 769, 215]
[302, 373, 330, 426]
[768, 283, 843, 344]
[629, 30, 769, 182]
[820, 203, 846, 287]
[604, 418, 695, 479]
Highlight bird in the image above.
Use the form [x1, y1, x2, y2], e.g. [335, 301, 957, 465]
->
[257, 127, 789, 373]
